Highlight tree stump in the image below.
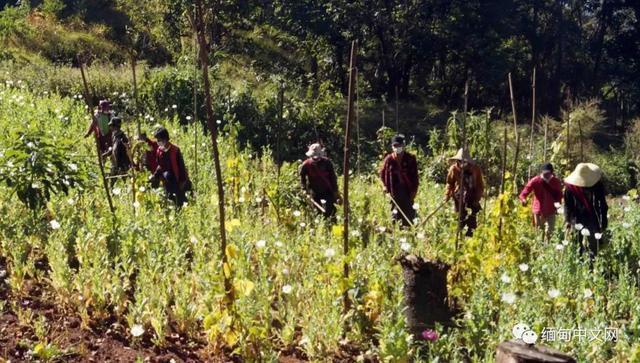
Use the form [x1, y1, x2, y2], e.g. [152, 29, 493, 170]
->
[396, 254, 451, 336]
[496, 340, 576, 363]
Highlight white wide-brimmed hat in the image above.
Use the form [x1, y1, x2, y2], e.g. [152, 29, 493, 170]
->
[564, 163, 602, 187]
[449, 148, 471, 162]
[306, 143, 326, 158]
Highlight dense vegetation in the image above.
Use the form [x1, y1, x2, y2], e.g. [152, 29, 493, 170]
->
[1, 0, 640, 362]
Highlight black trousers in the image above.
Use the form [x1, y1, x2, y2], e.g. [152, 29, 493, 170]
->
[390, 189, 416, 227]
[312, 191, 337, 220]
[163, 171, 187, 207]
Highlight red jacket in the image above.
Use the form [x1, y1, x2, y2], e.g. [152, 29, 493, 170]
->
[154, 143, 189, 184]
[145, 139, 159, 173]
[379, 152, 419, 198]
[519, 175, 562, 216]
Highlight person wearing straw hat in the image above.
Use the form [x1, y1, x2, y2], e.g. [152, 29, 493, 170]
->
[563, 163, 608, 261]
[445, 148, 484, 236]
[300, 143, 340, 219]
[380, 135, 419, 226]
[519, 163, 563, 242]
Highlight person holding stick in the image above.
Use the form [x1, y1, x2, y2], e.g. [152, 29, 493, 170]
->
[380, 135, 419, 227]
[563, 163, 608, 263]
[149, 127, 191, 208]
[84, 99, 113, 155]
[300, 143, 341, 220]
[519, 163, 562, 242]
[445, 148, 484, 236]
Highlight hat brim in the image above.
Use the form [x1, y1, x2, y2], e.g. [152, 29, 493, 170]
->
[564, 170, 602, 188]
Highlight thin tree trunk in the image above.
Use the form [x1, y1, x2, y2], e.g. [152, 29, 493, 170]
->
[130, 54, 139, 135]
[342, 41, 357, 318]
[528, 66, 536, 179]
[508, 73, 521, 193]
[79, 60, 116, 220]
[194, 0, 232, 302]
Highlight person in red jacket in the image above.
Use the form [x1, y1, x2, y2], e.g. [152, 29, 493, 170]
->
[149, 127, 191, 207]
[519, 163, 563, 242]
[379, 135, 419, 226]
[300, 143, 341, 219]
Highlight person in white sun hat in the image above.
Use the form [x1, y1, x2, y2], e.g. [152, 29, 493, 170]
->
[563, 163, 608, 263]
[300, 143, 340, 220]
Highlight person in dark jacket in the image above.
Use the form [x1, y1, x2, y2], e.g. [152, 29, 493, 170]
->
[102, 117, 131, 185]
[149, 127, 191, 207]
[563, 163, 608, 262]
[379, 135, 419, 226]
[300, 143, 341, 219]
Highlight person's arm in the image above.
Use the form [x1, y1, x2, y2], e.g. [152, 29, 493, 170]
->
[84, 118, 96, 138]
[597, 183, 608, 229]
[475, 167, 484, 202]
[551, 178, 563, 202]
[519, 177, 535, 203]
[563, 189, 575, 223]
[445, 165, 456, 200]
[379, 157, 389, 193]
[177, 149, 188, 183]
[327, 161, 339, 195]
[300, 163, 309, 193]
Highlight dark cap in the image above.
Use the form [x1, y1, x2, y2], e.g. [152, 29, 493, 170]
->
[391, 135, 405, 145]
[153, 126, 170, 141]
[541, 163, 554, 173]
[99, 99, 111, 107]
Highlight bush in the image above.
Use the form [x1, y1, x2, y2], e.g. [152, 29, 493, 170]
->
[592, 150, 634, 196]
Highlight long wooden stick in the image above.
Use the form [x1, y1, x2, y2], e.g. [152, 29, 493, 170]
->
[543, 116, 548, 161]
[131, 53, 140, 135]
[417, 200, 447, 228]
[79, 59, 116, 219]
[194, 0, 232, 303]
[527, 66, 536, 178]
[192, 16, 199, 192]
[455, 78, 469, 251]
[508, 73, 521, 193]
[342, 40, 357, 317]
[385, 192, 415, 227]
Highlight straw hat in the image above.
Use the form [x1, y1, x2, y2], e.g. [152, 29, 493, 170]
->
[564, 163, 602, 187]
[306, 143, 325, 158]
[449, 148, 471, 162]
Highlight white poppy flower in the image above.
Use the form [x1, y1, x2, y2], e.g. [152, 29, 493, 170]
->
[562, 239, 570, 246]
[324, 248, 336, 258]
[351, 230, 361, 237]
[594, 233, 603, 240]
[622, 195, 630, 201]
[501, 292, 516, 304]
[412, 203, 419, 210]
[519, 263, 529, 272]
[238, 196, 245, 203]
[282, 285, 293, 294]
[320, 199, 327, 205]
[554, 202, 562, 208]
[139, 186, 146, 192]
[133, 201, 140, 209]
[392, 209, 398, 215]
[555, 244, 565, 251]
[50, 220, 61, 230]
[299, 222, 307, 228]
[548, 289, 561, 299]
[581, 228, 591, 237]
[275, 241, 283, 248]
[172, 104, 177, 109]
[624, 207, 631, 212]
[583, 288, 593, 299]
[400, 242, 411, 252]
[69, 163, 78, 171]
[282, 268, 289, 275]
[293, 210, 301, 217]
[112, 188, 121, 196]
[574, 223, 584, 231]
[256, 240, 266, 249]
[131, 324, 145, 337]
[500, 273, 511, 283]
[417, 232, 426, 239]
[623, 222, 631, 229]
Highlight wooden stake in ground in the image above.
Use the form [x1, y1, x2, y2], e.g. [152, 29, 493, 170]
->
[342, 40, 357, 316]
[527, 66, 536, 178]
[194, 0, 232, 302]
[130, 54, 140, 135]
[455, 78, 469, 253]
[395, 85, 399, 131]
[79, 59, 116, 220]
[543, 116, 549, 162]
[508, 73, 521, 193]
[192, 20, 199, 191]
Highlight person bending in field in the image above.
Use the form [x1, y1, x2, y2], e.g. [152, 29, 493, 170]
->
[102, 117, 131, 185]
[519, 163, 563, 242]
[380, 135, 419, 227]
[563, 163, 608, 263]
[148, 127, 191, 208]
[84, 99, 114, 155]
[445, 148, 484, 237]
[300, 143, 341, 220]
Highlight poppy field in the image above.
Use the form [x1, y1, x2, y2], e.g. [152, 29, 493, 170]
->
[1, 81, 640, 363]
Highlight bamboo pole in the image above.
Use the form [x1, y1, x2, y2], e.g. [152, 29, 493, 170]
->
[455, 79, 469, 252]
[543, 116, 548, 161]
[130, 54, 140, 135]
[193, 17, 199, 192]
[527, 66, 536, 178]
[395, 85, 399, 131]
[508, 73, 521, 193]
[79, 59, 116, 220]
[498, 117, 508, 240]
[355, 67, 361, 175]
[342, 40, 357, 317]
[194, 0, 232, 302]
